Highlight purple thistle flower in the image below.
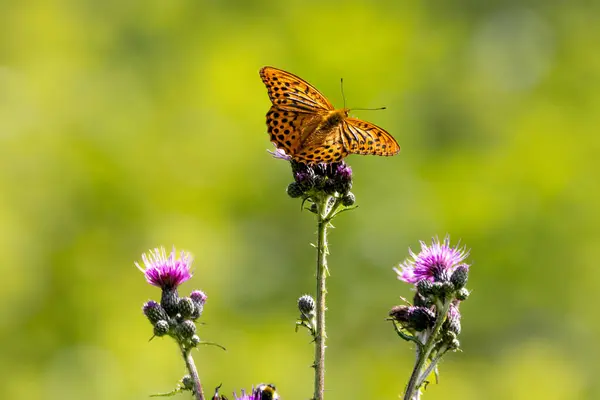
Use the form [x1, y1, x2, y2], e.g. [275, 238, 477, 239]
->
[136, 247, 193, 290]
[233, 384, 278, 400]
[389, 305, 436, 332]
[190, 290, 207, 306]
[294, 170, 312, 185]
[267, 147, 292, 161]
[335, 162, 352, 180]
[232, 388, 261, 400]
[395, 236, 469, 284]
[232, 389, 254, 400]
[445, 302, 462, 335]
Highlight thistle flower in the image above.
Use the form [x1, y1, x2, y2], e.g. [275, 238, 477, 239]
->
[332, 162, 353, 195]
[444, 302, 462, 335]
[268, 147, 292, 161]
[136, 247, 193, 289]
[233, 384, 279, 400]
[232, 389, 254, 400]
[190, 290, 207, 319]
[388, 305, 436, 332]
[394, 236, 469, 284]
[390, 236, 472, 399]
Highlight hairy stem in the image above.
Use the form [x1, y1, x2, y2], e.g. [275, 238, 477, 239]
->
[403, 301, 451, 400]
[417, 348, 446, 388]
[312, 195, 345, 399]
[313, 199, 329, 400]
[181, 346, 204, 400]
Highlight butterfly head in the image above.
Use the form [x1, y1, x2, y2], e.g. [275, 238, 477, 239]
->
[321, 108, 349, 131]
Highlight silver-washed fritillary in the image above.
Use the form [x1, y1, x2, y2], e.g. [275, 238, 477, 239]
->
[259, 66, 400, 164]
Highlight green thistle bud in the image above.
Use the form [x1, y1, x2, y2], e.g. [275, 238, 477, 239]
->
[178, 297, 195, 319]
[182, 375, 193, 390]
[341, 192, 355, 207]
[298, 295, 316, 315]
[177, 320, 196, 339]
[154, 320, 170, 337]
[416, 279, 434, 297]
[143, 301, 168, 325]
[456, 288, 470, 301]
[450, 265, 469, 290]
[287, 182, 304, 198]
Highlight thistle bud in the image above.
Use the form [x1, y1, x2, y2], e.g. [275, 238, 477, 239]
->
[177, 320, 197, 339]
[178, 297, 195, 319]
[389, 305, 435, 332]
[287, 182, 304, 198]
[298, 295, 316, 316]
[154, 320, 170, 337]
[341, 192, 355, 207]
[143, 300, 168, 325]
[450, 265, 469, 290]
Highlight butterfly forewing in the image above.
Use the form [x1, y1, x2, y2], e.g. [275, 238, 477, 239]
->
[342, 118, 401, 156]
[260, 67, 334, 113]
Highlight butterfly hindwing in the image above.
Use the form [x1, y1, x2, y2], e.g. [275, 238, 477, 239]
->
[341, 118, 401, 156]
[266, 106, 323, 156]
[296, 142, 348, 164]
[260, 67, 334, 113]
[295, 125, 348, 163]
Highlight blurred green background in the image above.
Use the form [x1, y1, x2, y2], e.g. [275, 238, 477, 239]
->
[1, 0, 598, 399]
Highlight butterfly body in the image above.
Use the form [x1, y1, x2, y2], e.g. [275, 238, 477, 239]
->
[319, 109, 348, 132]
[260, 66, 400, 164]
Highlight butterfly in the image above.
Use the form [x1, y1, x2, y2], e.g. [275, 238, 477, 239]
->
[259, 66, 400, 164]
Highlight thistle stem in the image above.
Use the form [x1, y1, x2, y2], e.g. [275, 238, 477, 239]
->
[417, 349, 446, 388]
[313, 195, 342, 400]
[313, 201, 329, 400]
[403, 301, 451, 400]
[181, 346, 205, 400]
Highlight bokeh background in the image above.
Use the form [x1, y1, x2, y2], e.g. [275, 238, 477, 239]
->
[1, 0, 598, 399]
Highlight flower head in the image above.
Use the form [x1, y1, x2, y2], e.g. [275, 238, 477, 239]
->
[232, 389, 254, 400]
[389, 305, 436, 332]
[445, 302, 462, 335]
[233, 384, 279, 400]
[268, 147, 292, 161]
[332, 162, 353, 194]
[136, 247, 193, 289]
[395, 236, 469, 284]
[190, 290, 207, 306]
[335, 162, 352, 180]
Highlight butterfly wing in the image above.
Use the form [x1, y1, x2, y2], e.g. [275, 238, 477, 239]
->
[295, 125, 348, 164]
[260, 66, 335, 113]
[266, 105, 323, 157]
[341, 118, 400, 156]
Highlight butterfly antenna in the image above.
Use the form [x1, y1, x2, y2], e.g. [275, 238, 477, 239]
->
[339, 76, 386, 112]
[350, 106, 387, 111]
[340, 77, 347, 109]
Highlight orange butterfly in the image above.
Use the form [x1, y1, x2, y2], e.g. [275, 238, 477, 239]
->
[259, 66, 400, 164]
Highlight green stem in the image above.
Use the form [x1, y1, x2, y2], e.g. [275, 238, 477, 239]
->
[312, 194, 346, 399]
[181, 346, 204, 400]
[416, 347, 446, 388]
[403, 301, 451, 400]
[313, 196, 331, 400]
